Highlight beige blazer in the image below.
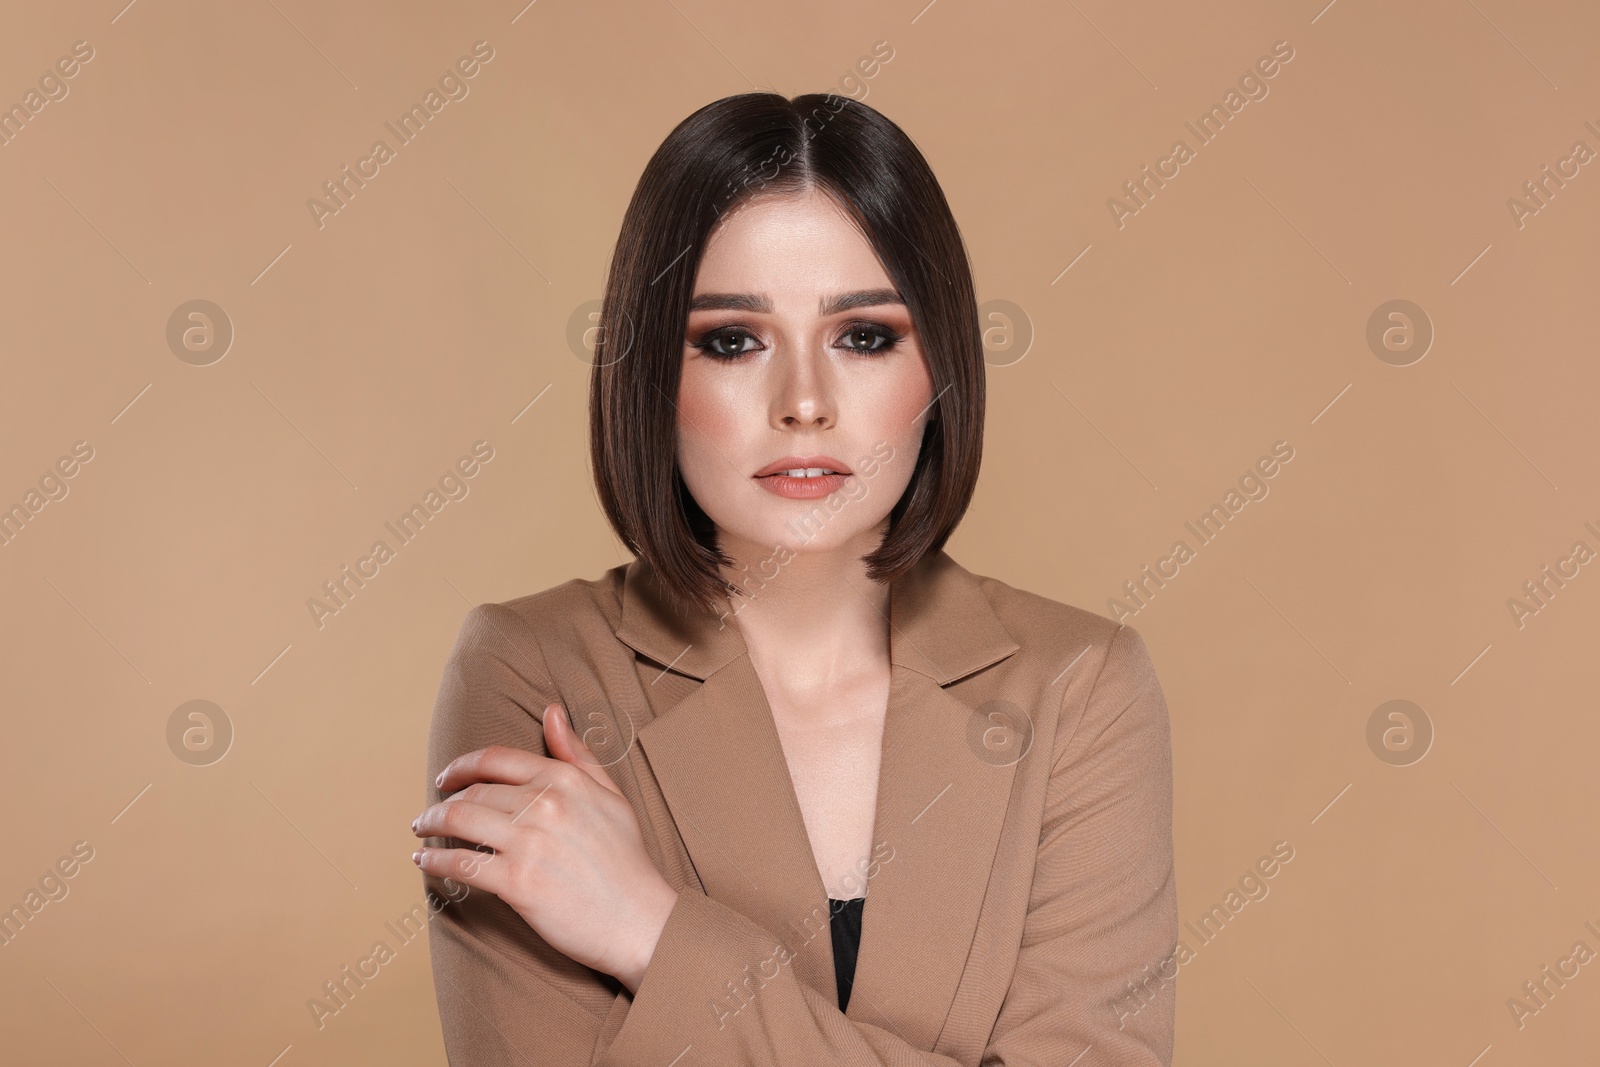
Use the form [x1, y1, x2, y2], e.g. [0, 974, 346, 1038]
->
[423, 549, 1177, 1065]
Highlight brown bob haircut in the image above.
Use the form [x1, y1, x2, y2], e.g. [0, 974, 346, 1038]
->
[589, 91, 985, 617]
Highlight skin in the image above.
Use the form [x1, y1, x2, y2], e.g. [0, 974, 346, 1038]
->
[413, 186, 936, 995]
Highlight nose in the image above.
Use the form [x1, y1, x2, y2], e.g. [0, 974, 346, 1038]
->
[770, 345, 836, 431]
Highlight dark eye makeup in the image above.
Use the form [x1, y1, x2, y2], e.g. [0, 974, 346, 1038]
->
[688, 320, 906, 361]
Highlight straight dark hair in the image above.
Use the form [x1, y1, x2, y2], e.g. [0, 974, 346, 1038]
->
[589, 91, 985, 617]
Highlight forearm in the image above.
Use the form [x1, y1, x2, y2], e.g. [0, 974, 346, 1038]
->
[601, 888, 972, 1067]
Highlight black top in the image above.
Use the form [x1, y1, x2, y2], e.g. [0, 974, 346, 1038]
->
[827, 895, 866, 1012]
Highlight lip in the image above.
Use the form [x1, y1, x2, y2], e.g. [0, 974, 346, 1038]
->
[752, 455, 853, 478]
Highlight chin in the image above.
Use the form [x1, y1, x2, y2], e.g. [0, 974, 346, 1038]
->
[691, 472, 899, 560]
[720, 507, 882, 560]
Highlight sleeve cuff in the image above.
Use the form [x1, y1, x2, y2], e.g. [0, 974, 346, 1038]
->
[603, 887, 794, 1065]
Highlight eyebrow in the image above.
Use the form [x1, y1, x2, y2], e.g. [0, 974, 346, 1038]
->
[687, 288, 905, 317]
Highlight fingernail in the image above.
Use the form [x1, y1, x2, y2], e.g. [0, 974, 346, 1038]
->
[435, 771, 445, 788]
[411, 817, 419, 833]
[412, 850, 423, 866]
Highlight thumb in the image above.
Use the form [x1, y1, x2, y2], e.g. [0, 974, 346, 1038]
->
[544, 703, 623, 796]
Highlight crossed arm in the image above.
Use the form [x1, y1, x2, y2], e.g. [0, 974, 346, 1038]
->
[420, 604, 1177, 1065]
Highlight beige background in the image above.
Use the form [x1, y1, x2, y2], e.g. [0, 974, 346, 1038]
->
[2, 0, 1597, 1062]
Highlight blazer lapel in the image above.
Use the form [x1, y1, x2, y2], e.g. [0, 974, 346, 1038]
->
[615, 550, 1022, 1046]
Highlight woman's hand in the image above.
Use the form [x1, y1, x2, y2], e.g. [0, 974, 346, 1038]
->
[412, 703, 679, 994]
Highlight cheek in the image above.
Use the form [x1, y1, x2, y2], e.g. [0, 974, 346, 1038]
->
[871, 356, 935, 444]
[676, 364, 748, 472]
[678, 366, 731, 425]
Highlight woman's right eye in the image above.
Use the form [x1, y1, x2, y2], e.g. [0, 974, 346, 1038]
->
[691, 328, 759, 359]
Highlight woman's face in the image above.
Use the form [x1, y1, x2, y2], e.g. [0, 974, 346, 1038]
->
[676, 187, 935, 569]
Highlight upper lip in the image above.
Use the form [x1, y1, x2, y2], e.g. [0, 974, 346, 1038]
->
[754, 455, 853, 477]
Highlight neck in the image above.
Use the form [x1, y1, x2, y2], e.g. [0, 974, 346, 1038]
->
[714, 530, 892, 700]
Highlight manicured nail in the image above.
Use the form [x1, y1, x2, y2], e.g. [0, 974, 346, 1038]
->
[435, 771, 445, 788]
[412, 850, 423, 866]
[411, 817, 419, 833]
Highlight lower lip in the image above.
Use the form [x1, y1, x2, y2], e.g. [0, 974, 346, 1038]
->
[755, 472, 851, 499]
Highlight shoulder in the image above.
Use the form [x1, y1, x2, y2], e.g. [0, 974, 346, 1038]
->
[447, 562, 628, 660]
[960, 560, 1157, 679]
[969, 566, 1119, 644]
[954, 560, 1165, 768]
[432, 565, 631, 729]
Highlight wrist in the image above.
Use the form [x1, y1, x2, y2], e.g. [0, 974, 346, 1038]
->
[617, 880, 680, 995]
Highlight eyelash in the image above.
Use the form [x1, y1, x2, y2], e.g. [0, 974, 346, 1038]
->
[689, 321, 905, 361]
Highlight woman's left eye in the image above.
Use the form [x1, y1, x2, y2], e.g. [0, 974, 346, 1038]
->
[838, 323, 903, 354]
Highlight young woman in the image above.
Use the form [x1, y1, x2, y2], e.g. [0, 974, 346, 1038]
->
[412, 91, 1178, 1065]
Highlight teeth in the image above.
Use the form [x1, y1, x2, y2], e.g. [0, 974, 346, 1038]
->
[776, 468, 840, 477]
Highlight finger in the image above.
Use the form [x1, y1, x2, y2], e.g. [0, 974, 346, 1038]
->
[436, 781, 530, 816]
[436, 744, 551, 794]
[544, 703, 624, 797]
[414, 797, 524, 854]
[414, 845, 511, 898]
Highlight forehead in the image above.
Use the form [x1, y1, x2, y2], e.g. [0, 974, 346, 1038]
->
[693, 189, 893, 297]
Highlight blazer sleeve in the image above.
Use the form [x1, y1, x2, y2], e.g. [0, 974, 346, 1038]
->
[981, 620, 1179, 1064]
[596, 621, 1179, 1067]
[423, 603, 622, 1066]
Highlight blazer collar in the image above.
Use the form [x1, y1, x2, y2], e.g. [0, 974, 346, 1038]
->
[611, 550, 1024, 1048]
[613, 548, 1020, 685]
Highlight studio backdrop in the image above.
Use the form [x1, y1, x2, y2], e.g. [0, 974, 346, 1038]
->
[2, 0, 1596, 1063]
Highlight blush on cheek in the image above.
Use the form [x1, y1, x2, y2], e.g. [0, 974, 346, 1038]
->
[674, 366, 765, 530]
[873, 363, 935, 449]
[676, 366, 750, 458]
[885, 389, 930, 439]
